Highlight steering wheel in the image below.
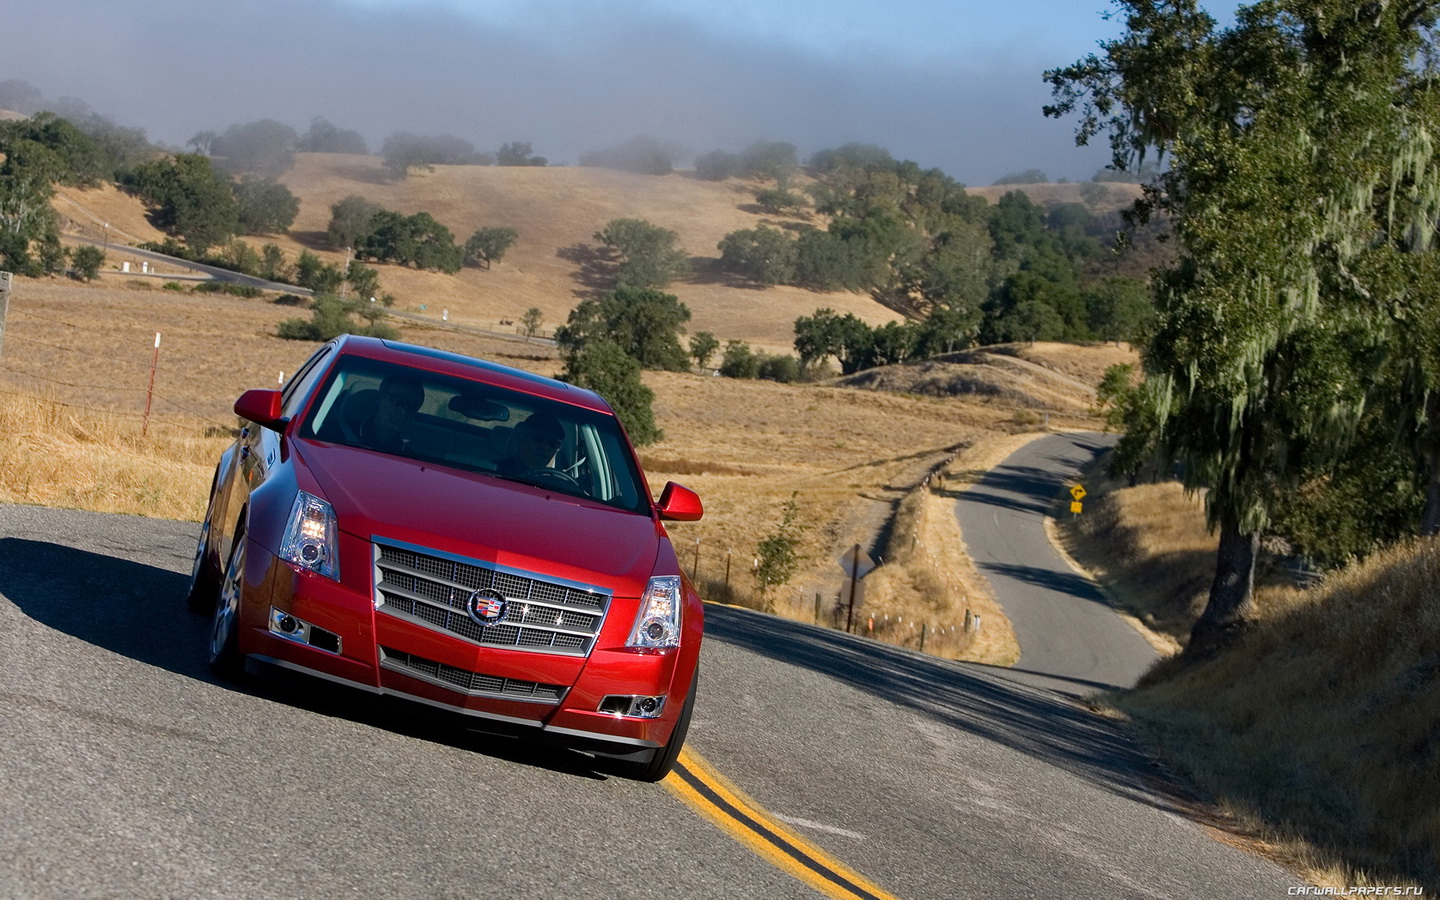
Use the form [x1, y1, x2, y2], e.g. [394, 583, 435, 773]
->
[523, 467, 581, 491]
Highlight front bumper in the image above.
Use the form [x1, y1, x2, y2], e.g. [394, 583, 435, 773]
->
[233, 536, 693, 751]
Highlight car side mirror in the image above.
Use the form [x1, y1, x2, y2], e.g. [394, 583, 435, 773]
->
[234, 389, 286, 431]
[656, 482, 703, 521]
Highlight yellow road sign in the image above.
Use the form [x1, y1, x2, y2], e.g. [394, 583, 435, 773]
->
[1070, 484, 1087, 501]
[1070, 500, 1084, 514]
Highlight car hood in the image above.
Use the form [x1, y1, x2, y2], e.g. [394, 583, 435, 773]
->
[296, 442, 661, 592]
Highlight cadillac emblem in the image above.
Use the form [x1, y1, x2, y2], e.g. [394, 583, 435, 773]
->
[466, 588, 509, 627]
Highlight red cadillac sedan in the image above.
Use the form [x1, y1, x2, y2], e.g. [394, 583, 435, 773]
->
[186, 335, 704, 781]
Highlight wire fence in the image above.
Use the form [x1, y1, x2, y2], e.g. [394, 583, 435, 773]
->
[676, 501, 983, 662]
[0, 303, 268, 433]
[1, 285, 988, 659]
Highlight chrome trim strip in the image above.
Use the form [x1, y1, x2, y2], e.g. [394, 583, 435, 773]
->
[250, 655, 655, 749]
[250, 655, 544, 729]
[542, 724, 660, 749]
[376, 685, 544, 729]
[250, 655, 382, 694]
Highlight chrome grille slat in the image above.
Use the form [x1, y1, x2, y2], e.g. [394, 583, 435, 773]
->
[377, 583, 602, 638]
[373, 540, 610, 656]
[380, 647, 566, 702]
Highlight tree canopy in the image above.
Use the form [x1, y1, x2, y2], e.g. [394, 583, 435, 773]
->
[234, 175, 299, 235]
[593, 218, 690, 289]
[203, 119, 298, 175]
[579, 136, 679, 175]
[127, 153, 240, 251]
[380, 132, 491, 178]
[297, 117, 368, 155]
[1047, 0, 1440, 656]
[555, 287, 692, 371]
[464, 227, 519, 269]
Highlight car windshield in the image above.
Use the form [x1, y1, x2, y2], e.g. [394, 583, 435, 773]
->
[297, 356, 649, 514]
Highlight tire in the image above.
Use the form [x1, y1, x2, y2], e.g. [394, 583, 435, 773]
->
[184, 507, 220, 613]
[611, 671, 697, 783]
[208, 531, 247, 680]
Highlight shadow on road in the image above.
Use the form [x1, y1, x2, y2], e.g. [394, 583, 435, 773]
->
[703, 603, 1185, 817]
[960, 435, 1115, 516]
[974, 559, 1114, 608]
[0, 536, 615, 781]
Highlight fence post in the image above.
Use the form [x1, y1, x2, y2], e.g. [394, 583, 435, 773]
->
[919, 622, 927, 653]
[0, 271, 11, 357]
[142, 332, 161, 436]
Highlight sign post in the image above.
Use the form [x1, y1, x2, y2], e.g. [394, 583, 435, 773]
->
[1069, 484, 1086, 516]
[838, 544, 876, 633]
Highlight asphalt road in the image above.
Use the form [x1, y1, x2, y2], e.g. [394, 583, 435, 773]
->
[955, 431, 1159, 696]
[0, 498, 1297, 898]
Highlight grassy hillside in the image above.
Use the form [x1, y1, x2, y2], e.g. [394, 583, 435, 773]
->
[55, 156, 1147, 355]
[0, 267, 1130, 664]
[1062, 472, 1440, 890]
[59, 155, 904, 355]
[25, 155, 1141, 666]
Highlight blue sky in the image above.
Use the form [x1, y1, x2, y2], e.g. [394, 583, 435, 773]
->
[4, 0, 1242, 184]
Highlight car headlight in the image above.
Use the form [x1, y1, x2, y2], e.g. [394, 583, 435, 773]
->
[280, 491, 340, 581]
[627, 575, 682, 650]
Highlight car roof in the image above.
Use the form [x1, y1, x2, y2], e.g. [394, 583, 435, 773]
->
[331, 335, 613, 414]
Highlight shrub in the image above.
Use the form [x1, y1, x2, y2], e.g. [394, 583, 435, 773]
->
[277, 294, 394, 342]
[718, 340, 761, 379]
[69, 244, 104, 281]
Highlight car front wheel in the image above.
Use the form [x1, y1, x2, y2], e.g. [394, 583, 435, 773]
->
[185, 506, 219, 613]
[610, 671, 696, 783]
[208, 532, 246, 680]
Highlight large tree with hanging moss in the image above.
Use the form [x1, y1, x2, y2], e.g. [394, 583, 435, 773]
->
[1046, 0, 1440, 657]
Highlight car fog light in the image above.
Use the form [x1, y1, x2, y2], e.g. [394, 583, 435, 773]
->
[599, 695, 667, 718]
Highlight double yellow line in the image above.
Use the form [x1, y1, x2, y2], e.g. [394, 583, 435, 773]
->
[666, 748, 900, 900]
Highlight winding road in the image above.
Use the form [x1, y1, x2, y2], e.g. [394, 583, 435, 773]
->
[0, 438, 1299, 898]
[955, 431, 1157, 696]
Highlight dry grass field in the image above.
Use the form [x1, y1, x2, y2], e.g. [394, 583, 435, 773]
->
[57, 157, 903, 356]
[0, 269, 1125, 665]
[1056, 462, 1301, 651]
[9, 160, 1138, 666]
[1060, 462, 1440, 891]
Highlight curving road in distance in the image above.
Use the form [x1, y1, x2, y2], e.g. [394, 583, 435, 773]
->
[955, 431, 1158, 697]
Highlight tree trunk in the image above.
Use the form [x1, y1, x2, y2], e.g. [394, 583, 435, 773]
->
[1422, 449, 1440, 538]
[1184, 522, 1260, 661]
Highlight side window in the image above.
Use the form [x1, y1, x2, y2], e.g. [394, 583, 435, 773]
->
[280, 346, 333, 418]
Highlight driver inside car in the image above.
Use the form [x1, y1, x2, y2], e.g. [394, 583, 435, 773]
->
[357, 374, 425, 454]
[495, 411, 566, 479]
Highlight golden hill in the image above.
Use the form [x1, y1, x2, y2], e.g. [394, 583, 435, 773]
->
[969, 181, 1144, 207]
[55, 155, 1145, 355]
[60, 154, 904, 354]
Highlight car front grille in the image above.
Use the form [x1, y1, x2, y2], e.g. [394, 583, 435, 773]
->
[379, 647, 566, 702]
[373, 539, 610, 657]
